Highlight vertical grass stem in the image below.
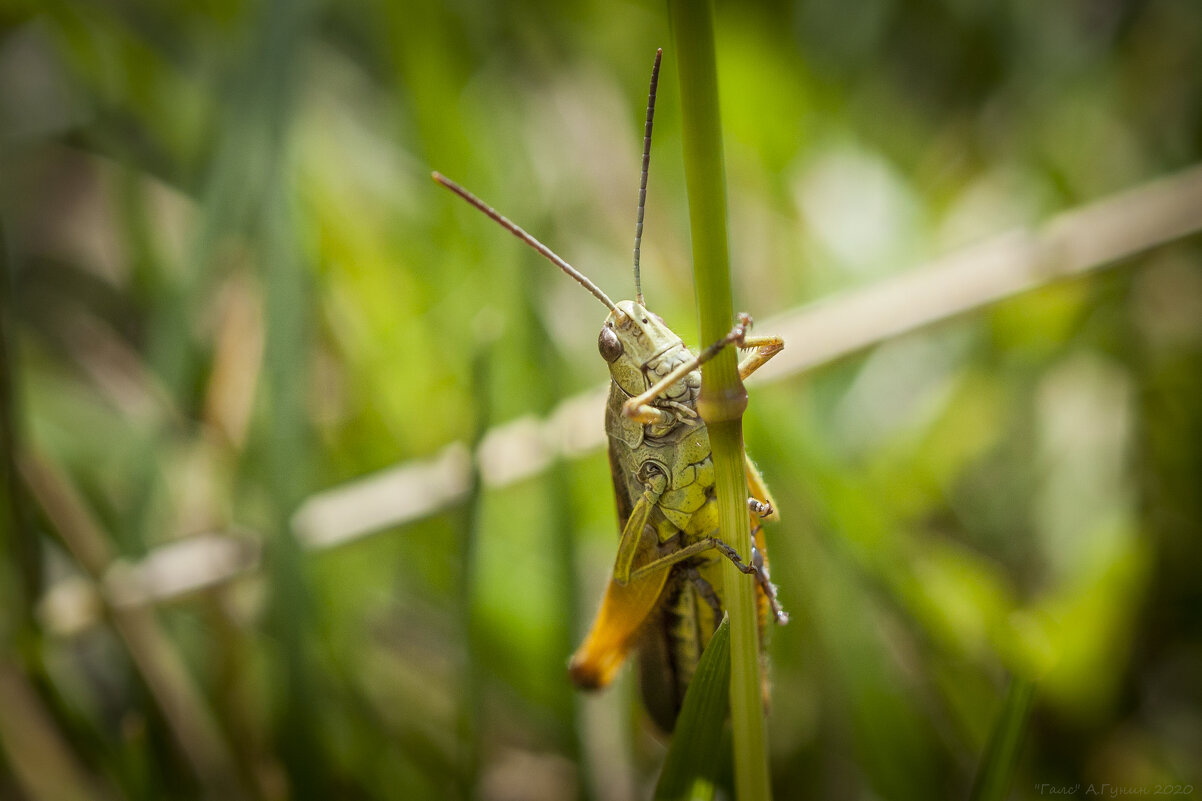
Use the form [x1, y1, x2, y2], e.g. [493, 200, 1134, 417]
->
[667, 2, 772, 798]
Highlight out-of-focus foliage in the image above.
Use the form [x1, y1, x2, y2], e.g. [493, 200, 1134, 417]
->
[0, 0, 1200, 799]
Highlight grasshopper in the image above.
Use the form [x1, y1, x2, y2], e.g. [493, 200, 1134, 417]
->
[433, 49, 786, 731]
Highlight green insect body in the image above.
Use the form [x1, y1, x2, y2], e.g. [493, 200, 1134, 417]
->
[573, 298, 785, 731]
[433, 49, 787, 732]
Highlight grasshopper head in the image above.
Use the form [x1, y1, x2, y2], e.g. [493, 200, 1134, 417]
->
[598, 300, 683, 397]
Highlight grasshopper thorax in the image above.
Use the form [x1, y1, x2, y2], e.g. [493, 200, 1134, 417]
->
[599, 300, 695, 402]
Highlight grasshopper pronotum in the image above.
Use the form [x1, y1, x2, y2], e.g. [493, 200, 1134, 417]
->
[433, 48, 786, 732]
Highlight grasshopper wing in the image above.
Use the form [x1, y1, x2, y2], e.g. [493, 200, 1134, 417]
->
[568, 439, 670, 690]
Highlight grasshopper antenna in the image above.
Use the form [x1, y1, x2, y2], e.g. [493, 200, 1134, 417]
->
[632, 47, 661, 308]
[432, 171, 619, 313]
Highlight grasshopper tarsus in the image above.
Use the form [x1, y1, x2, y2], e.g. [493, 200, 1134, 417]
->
[733, 312, 753, 344]
[713, 538, 750, 570]
[748, 497, 774, 519]
[769, 600, 789, 626]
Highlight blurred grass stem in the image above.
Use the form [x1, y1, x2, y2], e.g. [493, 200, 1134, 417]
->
[0, 222, 41, 644]
[969, 677, 1036, 801]
[0, 658, 114, 801]
[453, 335, 491, 799]
[19, 452, 247, 799]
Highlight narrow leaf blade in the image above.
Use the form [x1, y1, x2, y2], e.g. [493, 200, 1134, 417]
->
[654, 617, 732, 801]
[969, 677, 1036, 801]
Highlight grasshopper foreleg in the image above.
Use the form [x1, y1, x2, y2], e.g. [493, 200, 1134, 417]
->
[623, 316, 748, 421]
[737, 333, 784, 381]
[623, 315, 783, 422]
[663, 400, 698, 420]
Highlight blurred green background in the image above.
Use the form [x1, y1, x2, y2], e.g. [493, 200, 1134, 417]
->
[1, 0, 1201, 799]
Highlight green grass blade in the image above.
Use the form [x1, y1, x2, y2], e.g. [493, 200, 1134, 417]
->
[969, 677, 1036, 801]
[655, 617, 731, 801]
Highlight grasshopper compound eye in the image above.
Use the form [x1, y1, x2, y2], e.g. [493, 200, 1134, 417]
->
[598, 325, 624, 362]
